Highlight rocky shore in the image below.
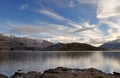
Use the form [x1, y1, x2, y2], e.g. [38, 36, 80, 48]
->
[0, 67, 120, 78]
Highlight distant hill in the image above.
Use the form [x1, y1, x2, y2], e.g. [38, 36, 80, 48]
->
[100, 39, 120, 50]
[0, 34, 104, 51]
[0, 34, 53, 50]
[42, 43, 103, 51]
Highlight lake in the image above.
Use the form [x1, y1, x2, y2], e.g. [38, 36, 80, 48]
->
[0, 51, 120, 76]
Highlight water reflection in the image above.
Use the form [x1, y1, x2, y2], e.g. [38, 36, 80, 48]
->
[0, 51, 120, 76]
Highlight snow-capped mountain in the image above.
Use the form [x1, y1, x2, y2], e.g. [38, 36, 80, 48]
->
[0, 34, 53, 50]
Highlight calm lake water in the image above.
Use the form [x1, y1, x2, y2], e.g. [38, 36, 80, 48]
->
[0, 51, 120, 76]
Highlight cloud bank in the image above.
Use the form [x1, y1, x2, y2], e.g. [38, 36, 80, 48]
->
[2, 0, 120, 46]
[96, 0, 120, 42]
[97, 0, 120, 19]
[19, 4, 29, 10]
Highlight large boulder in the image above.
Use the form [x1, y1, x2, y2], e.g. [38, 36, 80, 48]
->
[0, 74, 8, 78]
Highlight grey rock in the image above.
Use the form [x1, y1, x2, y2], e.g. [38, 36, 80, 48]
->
[11, 71, 41, 78]
[0, 74, 8, 78]
[114, 72, 120, 75]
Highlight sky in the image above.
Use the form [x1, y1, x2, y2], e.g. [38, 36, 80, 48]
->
[0, 0, 120, 46]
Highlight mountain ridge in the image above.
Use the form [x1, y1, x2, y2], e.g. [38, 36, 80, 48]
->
[0, 34, 53, 50]
[100, 39, 120, 50]
[0, 34, 104, 51]
[42, 42, 104, 51]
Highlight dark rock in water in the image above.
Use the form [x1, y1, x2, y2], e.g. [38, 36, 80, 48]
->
[11, 71, 41, 78]
[114, 72, 120, 75]
[0, 74, 8, 78]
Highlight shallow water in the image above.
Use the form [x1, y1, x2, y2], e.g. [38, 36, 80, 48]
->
[0, 51, 120, 76]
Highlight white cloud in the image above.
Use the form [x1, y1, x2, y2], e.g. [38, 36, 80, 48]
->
[38, 9, 67, 21]
[95, 0, 120, 45]
[3, 0, 120, 47]
[42, 22, 104, 46]
[4, 20, 105, 46]
[36, 9, 97, 30]
[36, 9, 79, 28]
[7, 23, 66, 36]
[70, 22, 96, 33]
[44, 36, 79, 43]
[76, 0, 98, 4]
[97, 0, 120, 19]
[19, 4, 29, 10]
[100, 20, 120, 41]
[71, 27, 96, 33]
[68, 1, 76, 8]
[6, 21, 73, 37]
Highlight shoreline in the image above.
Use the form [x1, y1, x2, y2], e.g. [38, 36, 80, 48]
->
[0, 67, 120, 78]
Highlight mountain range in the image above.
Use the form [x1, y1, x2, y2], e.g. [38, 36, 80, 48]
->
[0, 34, 53, 51]
[100, 39, 120, 50]
[1, 34, 120, 51]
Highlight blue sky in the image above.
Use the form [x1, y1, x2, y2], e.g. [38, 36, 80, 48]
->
[0, 0, 120, 46]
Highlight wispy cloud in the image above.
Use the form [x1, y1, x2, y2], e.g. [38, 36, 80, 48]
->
[76, 0, 98, 4]
[6, 21, 71, 37]
[3, 20, 105, 46]
[36, 9, 88, 29]
[44, 36, 80, 43]
[68, 21, 97, 31]
[97, 0, 120, 19]
[7, 23, 59, 35]
[19, 4, 29, 10]
[4, 0, 120, 46]
[68, 1, 76, 8]
[71, 27, 96, 33]
[36, 0, 72, 8]
[37, 9, 67, 21]
[36, 8, 98, 32]
[95, 0, 120, 44]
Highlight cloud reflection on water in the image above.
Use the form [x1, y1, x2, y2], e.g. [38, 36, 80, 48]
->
[44, 52, 120, 73]
[0, 51, 120, 76]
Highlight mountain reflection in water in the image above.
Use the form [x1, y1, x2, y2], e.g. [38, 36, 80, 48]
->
[0, 51, 120, 76]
